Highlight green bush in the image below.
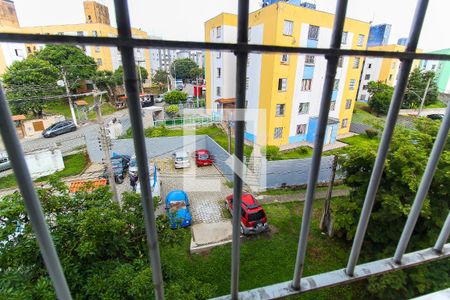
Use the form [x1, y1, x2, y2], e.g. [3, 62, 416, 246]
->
[165, 105, 179, 118]
[262, 145, 280, 160]
[146, 126, 168, 137]
[365, 128, 378, 139]
[296, 146, 310, 154]
[164, 90, 187, 104]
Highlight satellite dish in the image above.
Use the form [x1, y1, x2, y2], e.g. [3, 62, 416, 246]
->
[57, 80, 65, 87]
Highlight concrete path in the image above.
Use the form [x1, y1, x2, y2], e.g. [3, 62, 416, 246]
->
[399, 107, 446, 116]
[256, 187, 349, 204]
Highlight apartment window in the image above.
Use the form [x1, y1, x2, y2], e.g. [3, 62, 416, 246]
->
[216, 26, 222, 38]
[338, 56, 344, 68]
[308, 25, 319, 40]
[296, 124, 307, 135]
[333, 79, 339, 90]
[353, 57, 361, 69]
[283, 20, 293, 36]
[349, 79, 356, 90]
[276, 104, 285, 116]
[330, 101, 336, 111]
[298, 102, 310, 114]
[281, 54, 289, 64]
[26, 46, 31, 54]
[217, 67, 221, 78]
[431, 64, 436, 70]
[92, 30, 98, 37]
[14, 49, 23, 57]
[368, 63, 372, 69]
[95, 46, 101, 53]
[362, 84, 368, 90]
[341, 31, 348, 44]
[345, 99, 352, 109]
[365, 74, 370, 80]
[389, 74, 393, 80]
[360, 94, 366, 101]
[301, 79, 312, 91]
[97, 58, 102, 66]
[357, 34, 365, 46]
[341, 118, 349, 128]
[216, 86, 221, 97]
[77, 31, 84, 36]
[274, 127, 283, 139]
[305, 55, 315, 65]
[392, 62, 396, 69]
[278, 78, 287, 92]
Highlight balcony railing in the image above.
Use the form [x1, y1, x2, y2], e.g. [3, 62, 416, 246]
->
[0, 0, 449, 299]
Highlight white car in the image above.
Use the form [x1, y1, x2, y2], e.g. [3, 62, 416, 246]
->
[173, 151, 190, 169]
[155, 94, 164, 103]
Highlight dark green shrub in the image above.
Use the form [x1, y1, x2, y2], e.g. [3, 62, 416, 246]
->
[365, 128, 378, 139]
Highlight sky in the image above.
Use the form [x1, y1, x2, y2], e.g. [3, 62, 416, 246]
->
[12, 0, 450, 52]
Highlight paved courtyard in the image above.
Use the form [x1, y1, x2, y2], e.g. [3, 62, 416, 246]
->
[157, 157, 232, 224]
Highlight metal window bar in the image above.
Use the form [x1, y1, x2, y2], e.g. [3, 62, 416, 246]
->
[292, 0, 348, 289]
[394, 103, 450, 263]
[346, 0, 430, 276]
[0, 0, 448, 299]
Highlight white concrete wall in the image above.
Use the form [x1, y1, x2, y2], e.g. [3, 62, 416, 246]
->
[25, 148, 65, 179]
[1, 42, 27, 67]
[23, 115, 65, 137]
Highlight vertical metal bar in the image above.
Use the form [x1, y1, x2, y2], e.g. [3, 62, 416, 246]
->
[434, 213, 450, 253]
[394, 104, 450, 263]
[346, 0, 430, 276]
[0, 86, 72, 300]
[292, 0, 348, 289]
[113, 1, 164, 299]
[231, 0, 249, 299]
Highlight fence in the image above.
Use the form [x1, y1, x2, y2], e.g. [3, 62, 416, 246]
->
[0, 0, 449, 299]
[154, 115, 221, 127]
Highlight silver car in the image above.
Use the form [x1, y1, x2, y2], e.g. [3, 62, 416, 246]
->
[173, 151, 190, 169]
[0, 154, 11, 172]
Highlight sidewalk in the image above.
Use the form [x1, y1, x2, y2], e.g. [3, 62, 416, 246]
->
[256, 187, 349, 204]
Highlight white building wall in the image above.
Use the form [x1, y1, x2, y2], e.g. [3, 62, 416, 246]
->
[209, 25, 237, 112]
[1, 42, 27, 67]
[358, 57, 382, 101]
[245, 24, 264, 138]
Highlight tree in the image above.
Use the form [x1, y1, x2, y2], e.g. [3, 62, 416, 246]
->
[189, 67, 204, 81]
[114, 65, 148, 86]
[153, 69, 169, 85]
[164, 90, 187, 104]
[2, 57, 61, 117]
[0, 178, 214, 299]
[332, 118, 450, 298]
[36, 45, 97, 86]
[367, 81, 393, 115]
[403, 68, 440, 109]
[94, 70, 117, 101]
[170, 58, 198, 81]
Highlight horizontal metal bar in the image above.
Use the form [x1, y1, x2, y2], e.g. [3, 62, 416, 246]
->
[212, 244, 450, 300]
[0, 32, 449, 61]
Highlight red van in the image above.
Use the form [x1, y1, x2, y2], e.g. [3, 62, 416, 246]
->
[195, 149, 214, 167]
[225, 193, 268, 235]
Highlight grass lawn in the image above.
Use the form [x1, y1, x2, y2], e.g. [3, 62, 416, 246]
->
[0, 152, 89, 189]
[338, 134, 379, 148]
[352, 102, 384, 126]
[160, 199, 365, 299]
[44, 96, 116, 120]
[260, 184, 348, 196]
[425, 100, 447, 109]
[276, 147, 313, 160]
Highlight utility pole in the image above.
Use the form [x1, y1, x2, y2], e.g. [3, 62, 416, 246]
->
[94, 89, 120, 205]
[61, 69, 78, 126]
[136, 61, 145, 94]
[417, 77, 431, 117]
[320, 155, 338, 236]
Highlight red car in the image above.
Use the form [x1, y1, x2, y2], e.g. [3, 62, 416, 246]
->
[195, 149, 214, 167]
[225, 193, 268, 235]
